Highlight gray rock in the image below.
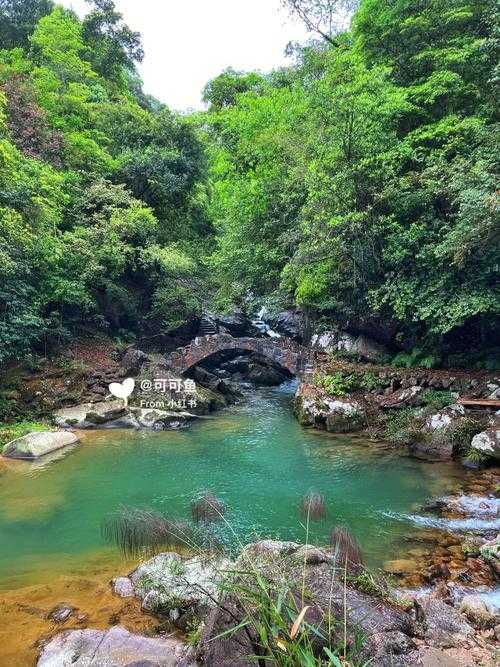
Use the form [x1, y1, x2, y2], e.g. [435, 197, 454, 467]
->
[470, 417, 500, 461]
[311, 329, 388, 363]
[198, 539, 418, 667]
[2, 431, 79, 460]
[129, 552, 232, 620]
[48, 604, 74, 623]
[37, 625, 193, 666]
[121, 348, 150, 375]
[424, 404, 466, 432]
[377, 386, 424, 409]
[295, 387, 366, 432]
[337, 332, 388, 363]
[54, 400, 126, 428]
[111, 576, 134, 597]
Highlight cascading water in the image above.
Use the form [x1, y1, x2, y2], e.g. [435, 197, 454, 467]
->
[251, 307, 281, 338]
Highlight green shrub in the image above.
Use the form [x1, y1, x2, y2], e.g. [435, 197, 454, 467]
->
[421, 390, 455, 411]
[314, 372, 358, 397]
[391, 349, 439, 369]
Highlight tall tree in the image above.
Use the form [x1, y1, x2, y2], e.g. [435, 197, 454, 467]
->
[0, 0, 53, 49]
[281, 0, 358, 44]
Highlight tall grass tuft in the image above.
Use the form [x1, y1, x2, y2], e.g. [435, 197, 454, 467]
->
[330, 527, 364, 574]
[101, 505, 202, 556]
[300, 492, 327, 521]
[191, 491, 226, 523]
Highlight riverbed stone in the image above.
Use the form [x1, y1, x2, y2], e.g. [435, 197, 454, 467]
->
[2, 431, 79, 459]
[111, 576, 134, 597]
[37, 625, 193, 666]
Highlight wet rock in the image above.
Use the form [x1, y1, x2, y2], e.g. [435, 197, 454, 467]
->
[215, 312, 261, 338]
[111, 576, 134, 597]
[384, 559, 420, 576]
[129, 552, 232, 622]
[247, 362, 289, 386]
[48, 603, 74, 623]
[37, 625, 193, 666]
[2, 431, 79, 460]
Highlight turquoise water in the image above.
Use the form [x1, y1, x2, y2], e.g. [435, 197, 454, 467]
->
[0, 382, 465, 588]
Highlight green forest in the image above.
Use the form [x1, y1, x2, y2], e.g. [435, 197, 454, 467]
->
[0, 0, 498, 369]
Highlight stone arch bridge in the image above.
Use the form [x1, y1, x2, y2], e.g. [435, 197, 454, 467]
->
[165, 334, 314, 376]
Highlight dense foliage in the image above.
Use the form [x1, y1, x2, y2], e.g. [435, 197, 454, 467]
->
[0, 0, 498, 367]
[0, 1, 208, 364]
[204, 0, 499, 364]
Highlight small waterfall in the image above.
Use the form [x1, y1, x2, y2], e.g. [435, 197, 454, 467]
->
[251, 307, 281, 338]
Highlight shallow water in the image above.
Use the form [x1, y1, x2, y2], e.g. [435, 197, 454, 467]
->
[0, 381, 468, 590]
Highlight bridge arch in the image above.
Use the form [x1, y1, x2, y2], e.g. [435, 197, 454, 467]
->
[165, 334, 312, 376]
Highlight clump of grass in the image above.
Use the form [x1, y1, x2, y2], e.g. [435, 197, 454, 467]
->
[101, 505, 202, 556]
[0, 420, 51, 451]
[300, 492, 327, 521]
[191, 491, 225, 523]
[330, 527, 364, 574]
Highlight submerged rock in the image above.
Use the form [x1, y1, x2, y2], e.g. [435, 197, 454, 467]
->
[37, 625, 193, 666]
[2, 431, 79, 460]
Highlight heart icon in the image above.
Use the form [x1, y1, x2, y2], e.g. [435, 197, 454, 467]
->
[108, 378, 135, 406]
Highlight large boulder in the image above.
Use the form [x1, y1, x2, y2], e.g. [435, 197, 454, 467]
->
[215, 312, 261, 338]
[311, 329, 388, 363]
[2, 430, 79, 459]
[128, 552, 232, 624]
[295, 384, 366, 432]
[470, 413, 500, 461]
[37, 626, 193, 666]
[337, 332, 389, 363]
[265, 310, 304, 341]
[409, 403, 471, 461]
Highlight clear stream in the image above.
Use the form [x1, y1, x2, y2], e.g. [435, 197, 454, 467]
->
[0, 381, 467, 590]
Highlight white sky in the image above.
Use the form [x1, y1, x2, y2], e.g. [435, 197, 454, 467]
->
[60, 0, 309, 111]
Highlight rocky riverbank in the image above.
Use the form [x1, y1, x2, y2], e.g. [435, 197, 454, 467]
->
[36, 535, 499, 666]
